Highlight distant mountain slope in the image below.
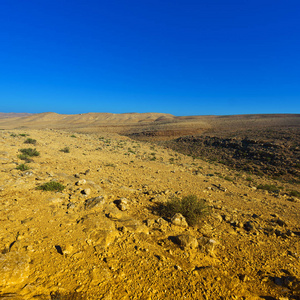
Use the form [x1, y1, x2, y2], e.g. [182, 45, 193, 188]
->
[0, 112, 299, 139]
[0, 112, 34, 118]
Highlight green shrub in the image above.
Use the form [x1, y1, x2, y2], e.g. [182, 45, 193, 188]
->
[70, 135, 76, 138]
[10, 133, 17, 137]
[60, 147, 70, 153]
[16, 164, 30, 171]
[19, 133, 29, 137]
[37, 181, 65, 192]
[160, 195, 209, 226]
[18, 154, 33, 163]
[19, 148, 40, 157]
[24, 138, 37, 145]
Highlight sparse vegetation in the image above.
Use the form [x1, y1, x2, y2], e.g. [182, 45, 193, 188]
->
[37, 181, 65, 192]
[19, 148, 40, 157]
[159, 195, 209, 226]
[60, 146, 70, 153]
[10, 133, 17, 137]
[70, 135, 77, 138]
[16, 163, 30, 171]
[24, 138, 37, 145]
[257, 184, 282, 193]
[18, 154, 33, 163]
[19, 133, 29, 137]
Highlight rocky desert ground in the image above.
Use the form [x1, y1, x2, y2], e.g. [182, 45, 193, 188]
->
[0, 113, 299, 299]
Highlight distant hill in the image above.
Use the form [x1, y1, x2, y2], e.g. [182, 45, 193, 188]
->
[0, 112, 34, 118]
[0, 112, 299, 139]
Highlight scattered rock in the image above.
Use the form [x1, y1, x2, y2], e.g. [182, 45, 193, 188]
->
[212, 213, 223, 223]
[75, 179, 86, 186]
[145, 219, 155, 227]
[150, 195, 167, 204]
[198, 237, 217, 254]
[22, 171, 33, 177]
[81, 188, 91, 196]
[198, 223, 214, 237]
[174, 234, 198, 250]
[276, 218, 286, 227]
[156, 217, 168, 226]
[244, 221, 254, 231]
[84, 196, 106, 209]
[67, 202, 76, 210]
[171, 213, 188, 227]
[84, 169, 90, 175]
[115, 198, 128, 211]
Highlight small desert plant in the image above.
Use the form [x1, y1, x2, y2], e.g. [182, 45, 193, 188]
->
[19, 133, 29, 137]
[16, 163, 30, 171]
[18, 154, 33, 163]
[19, 148, 40, 157]
[10, 133, 17, 137]
[70, 134, 76, 138]
[37, 181, 65, 192]
[24, 138, 37, 145]
[160, 195, 209, 226]
[60, 146, 70, 153]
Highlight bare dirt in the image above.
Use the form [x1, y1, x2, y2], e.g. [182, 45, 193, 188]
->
[0, 113, 299, 299]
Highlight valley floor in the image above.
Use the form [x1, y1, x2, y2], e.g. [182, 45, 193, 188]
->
[0, 129, 299, 299]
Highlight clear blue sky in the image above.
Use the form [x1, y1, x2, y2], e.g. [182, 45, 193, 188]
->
[0, 0, 299, 116]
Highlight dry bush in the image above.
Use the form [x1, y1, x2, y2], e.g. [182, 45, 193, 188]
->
[160, 194, 209, 226]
